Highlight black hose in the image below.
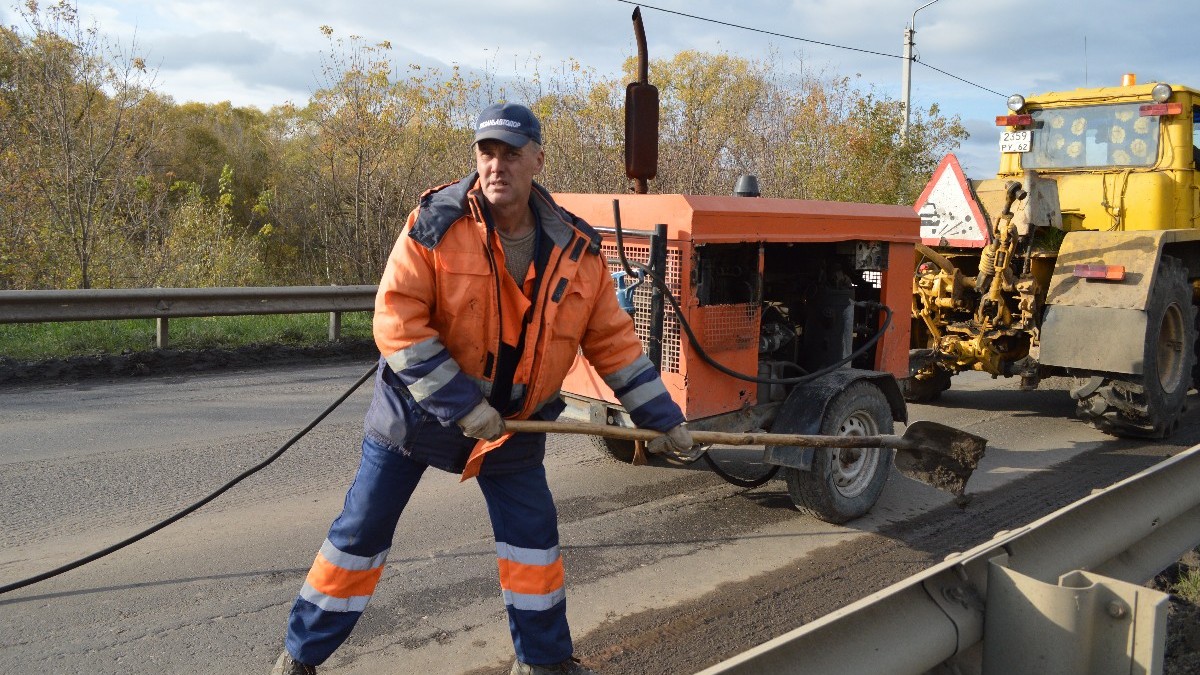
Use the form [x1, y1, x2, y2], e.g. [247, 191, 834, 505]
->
[611, 200, 638, 279]
[609, 199, 893, 387]
[622, 259, 891, 488]
[702, 452, 779, 488]
[0, 362, 380, 595]
[630, 257, 893, 385]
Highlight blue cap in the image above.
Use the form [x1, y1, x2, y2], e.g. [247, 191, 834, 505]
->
[473, 102, 542, 147]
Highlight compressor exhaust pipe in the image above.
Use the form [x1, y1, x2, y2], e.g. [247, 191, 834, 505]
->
[625, 7, 659, 194]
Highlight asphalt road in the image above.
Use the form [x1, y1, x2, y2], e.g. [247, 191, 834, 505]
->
[1, 362, 1197, 674]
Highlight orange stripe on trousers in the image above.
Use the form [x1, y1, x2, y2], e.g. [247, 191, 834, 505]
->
[497, 556, 564, 595]
[305, 552, 384, 599]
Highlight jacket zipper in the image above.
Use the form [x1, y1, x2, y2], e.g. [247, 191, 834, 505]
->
[472, 192, 503, 381]
[520, 233, 573, 416]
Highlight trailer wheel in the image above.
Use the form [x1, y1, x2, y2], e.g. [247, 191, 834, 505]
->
[784, 381, 894, 523]
[1080, 256, 1196, 438]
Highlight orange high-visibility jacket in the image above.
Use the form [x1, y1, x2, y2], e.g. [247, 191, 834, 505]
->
[364, 174, 684, 464]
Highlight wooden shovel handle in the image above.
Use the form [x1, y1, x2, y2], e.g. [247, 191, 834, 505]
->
[502, 419, 909, 449]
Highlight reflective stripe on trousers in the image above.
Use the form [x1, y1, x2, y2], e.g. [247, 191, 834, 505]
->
[481, 464, 571, 665]
[285, 434, 572, 666]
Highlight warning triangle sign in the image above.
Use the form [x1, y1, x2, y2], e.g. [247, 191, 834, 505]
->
[914, 153, 990, 248]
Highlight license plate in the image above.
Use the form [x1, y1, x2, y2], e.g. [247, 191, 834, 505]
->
[999, 130, 1031, 153]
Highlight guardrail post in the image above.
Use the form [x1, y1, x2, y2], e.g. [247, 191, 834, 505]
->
[329, 311, 341, 342]
[157, 317, 169, 349]
[982, 564, 1168, 674]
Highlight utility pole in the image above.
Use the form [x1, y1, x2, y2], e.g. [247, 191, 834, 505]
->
[901, 0, 942, 141]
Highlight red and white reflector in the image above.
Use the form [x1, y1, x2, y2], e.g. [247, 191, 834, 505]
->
[1073, 264, 1126, 281]
[995, 114, 1033, 127]
[1139, 103, 1182, 116]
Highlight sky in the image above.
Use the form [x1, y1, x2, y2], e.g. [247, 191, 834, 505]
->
[5, 0, 1200, 182]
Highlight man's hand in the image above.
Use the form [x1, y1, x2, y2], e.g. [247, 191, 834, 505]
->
[458, 400, 505, 441]
[646, 423, 695, 459]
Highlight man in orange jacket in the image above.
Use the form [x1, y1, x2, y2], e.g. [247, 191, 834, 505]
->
[272, 103, 693, 675]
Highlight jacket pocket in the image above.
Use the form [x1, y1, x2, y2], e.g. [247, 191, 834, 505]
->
[436, 253, 492, 321]
[551, 289, 591, 343]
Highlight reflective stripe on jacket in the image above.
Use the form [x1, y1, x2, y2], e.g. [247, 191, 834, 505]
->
[364, 174, 684, 473]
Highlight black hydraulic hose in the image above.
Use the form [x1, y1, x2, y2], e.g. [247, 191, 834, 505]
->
[630, 258, 893, 385]
[701, 453, 779, 488]
[623, 259, 888, 488]
[611, 199, 639, 279]
[0, 362, 380, 595]
[624, 259, 891, 488]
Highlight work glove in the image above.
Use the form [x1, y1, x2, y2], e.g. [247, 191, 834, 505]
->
[458, 400, 505, 441]
[646, 423, 696, 460]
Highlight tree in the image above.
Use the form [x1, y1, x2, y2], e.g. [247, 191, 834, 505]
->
[1, 0, 160, 288]
[158, 101, 274, 230]
[271, 28, 479, 284]
[0, 10, 968, 291]
[154, 166, 265, 288]
[649, 50, 773, 196]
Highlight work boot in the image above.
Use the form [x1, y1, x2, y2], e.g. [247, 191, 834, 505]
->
[271, 650, 316, 675]
[510, 656, 597, 674]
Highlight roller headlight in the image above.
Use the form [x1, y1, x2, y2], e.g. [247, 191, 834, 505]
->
[1152, 83, 1173, 103]
[1006, 94, 1026, 113]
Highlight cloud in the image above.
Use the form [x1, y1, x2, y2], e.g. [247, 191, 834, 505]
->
[145, 30, 276, 68]
[135, 30, 314, 104]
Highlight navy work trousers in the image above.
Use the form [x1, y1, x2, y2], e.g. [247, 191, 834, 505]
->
[284, 434, 572, 666]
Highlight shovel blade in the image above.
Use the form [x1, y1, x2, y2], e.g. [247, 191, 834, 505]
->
[892, 420, 986, 496]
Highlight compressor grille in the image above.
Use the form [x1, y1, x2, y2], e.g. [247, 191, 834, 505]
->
[701, 303, 760, 352]
[601, 242, 682, 373]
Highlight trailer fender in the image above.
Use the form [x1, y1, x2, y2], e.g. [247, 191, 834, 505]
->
[762, 369, 907, 472]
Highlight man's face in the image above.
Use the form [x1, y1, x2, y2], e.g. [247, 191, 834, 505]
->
[474, 139, 544, 210]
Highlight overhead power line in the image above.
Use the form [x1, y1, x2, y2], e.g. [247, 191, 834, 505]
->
[916, 61, 1005, 98]
[616, 0, 897, 59]
[617, 0, 1005, 99]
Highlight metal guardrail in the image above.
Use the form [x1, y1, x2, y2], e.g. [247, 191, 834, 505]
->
[698, 444, 1200, 675]
[0, 286, 378, 348]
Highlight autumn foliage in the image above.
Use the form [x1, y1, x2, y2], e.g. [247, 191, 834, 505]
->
[0, 2, 966, 290]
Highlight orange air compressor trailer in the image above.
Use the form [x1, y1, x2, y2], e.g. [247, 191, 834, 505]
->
[553, 189, 920, 523]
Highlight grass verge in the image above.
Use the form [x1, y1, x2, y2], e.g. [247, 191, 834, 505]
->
[0, 312, 374, 361]
[1173, 556, 1200, 603]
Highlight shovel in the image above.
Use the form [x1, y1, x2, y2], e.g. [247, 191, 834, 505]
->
[502, 419, 985, 496]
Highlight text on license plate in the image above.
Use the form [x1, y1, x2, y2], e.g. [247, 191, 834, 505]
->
[999, 130, 1031, 153]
